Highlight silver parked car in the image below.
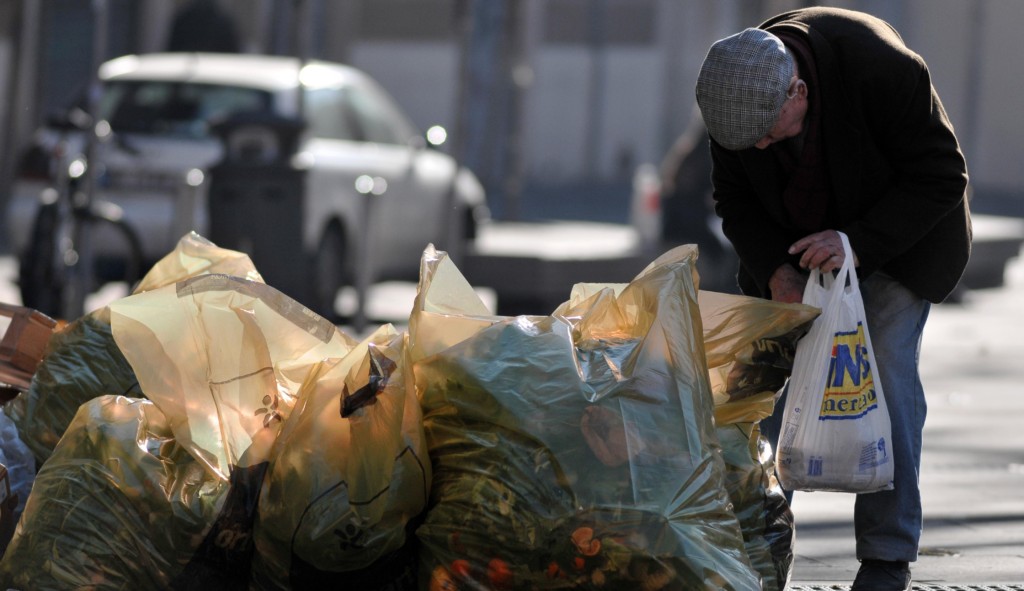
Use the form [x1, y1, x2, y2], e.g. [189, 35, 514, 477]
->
[6, 52, 488, 319]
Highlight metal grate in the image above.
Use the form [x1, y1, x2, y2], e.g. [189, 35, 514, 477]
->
[790, 581, 1024, 585]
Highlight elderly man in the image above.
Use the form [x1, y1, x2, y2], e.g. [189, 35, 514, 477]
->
[694, 7, 971, 591]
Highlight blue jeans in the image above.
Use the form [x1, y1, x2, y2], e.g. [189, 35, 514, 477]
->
[762, 271, 930, 562]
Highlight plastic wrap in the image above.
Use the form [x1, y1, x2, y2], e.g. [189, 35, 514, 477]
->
[251, 325, 429, 590]
[699, 290, 817, 591]
[133, 231, 264, 293]
[716, 423, 795, 591]
[110, 273, 351, 480]
[699, 290, 818, 425]
[6, 232, 263, 466]
[7, 306, 142, 464]
[107, 271, 348, 585]
[410, 245, 760, 591]
[0, 396, 231, 588]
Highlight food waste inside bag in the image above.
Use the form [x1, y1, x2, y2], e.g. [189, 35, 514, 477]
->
[409, 244, 763, 591]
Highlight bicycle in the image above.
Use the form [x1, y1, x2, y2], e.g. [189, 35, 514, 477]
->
[17, 110, 144, 320]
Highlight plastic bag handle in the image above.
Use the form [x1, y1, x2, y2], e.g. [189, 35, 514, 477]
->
[802, 231, 857, 306]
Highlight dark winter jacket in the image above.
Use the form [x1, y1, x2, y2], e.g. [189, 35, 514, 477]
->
[709, 7, 971, 303]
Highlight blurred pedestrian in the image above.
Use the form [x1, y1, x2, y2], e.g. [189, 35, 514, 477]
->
[694, 7, 971, 591]
[167, 0, 241, 54]
[657, 106, 739, 293]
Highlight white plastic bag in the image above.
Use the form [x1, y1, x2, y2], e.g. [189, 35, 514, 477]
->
[776, 232, 894, 493]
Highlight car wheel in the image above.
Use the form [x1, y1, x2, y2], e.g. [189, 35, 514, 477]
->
[312, 223, 347, 322]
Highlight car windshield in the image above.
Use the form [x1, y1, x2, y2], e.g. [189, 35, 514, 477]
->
[99, 80, 274, 139]
[303, 82, 417, 145]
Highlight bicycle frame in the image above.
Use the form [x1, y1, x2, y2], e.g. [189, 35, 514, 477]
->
[19, 125, 143, 320]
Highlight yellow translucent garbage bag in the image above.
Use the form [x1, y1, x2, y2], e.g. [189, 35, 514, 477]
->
[251, 325, 430, 590]
[7, 232, 262, 466]
[715, 422, 791, 591]
[109, 273, 351, 480]
[699, 290, 818, 426]
[699, 290, 818, 591]
[134, 231, 264, 293]
[0, 395, 243, 589]
[410, 245, 761, 591]
[545, 262, 819, 591]
[104, 273, 351, 587]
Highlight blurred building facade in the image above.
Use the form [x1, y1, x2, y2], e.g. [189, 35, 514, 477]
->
[0, 0, 1020, 224]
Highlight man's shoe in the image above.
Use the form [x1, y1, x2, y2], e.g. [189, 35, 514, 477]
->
[851, 559, 912, 591]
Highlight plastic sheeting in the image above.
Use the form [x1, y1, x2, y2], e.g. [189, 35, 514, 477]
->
[0, 234, 819, 590]
[698, 290, 819, 591]
[698, 290, 818, 426]
[251, 325, 430, 590]
[409, 245, 762, 591]
[0, 395, 233, 589]
[0, 234, 429, 589]
[6, 307, 142, 464]
[110, 273, 349, 480]
[6, 232, 261, 466]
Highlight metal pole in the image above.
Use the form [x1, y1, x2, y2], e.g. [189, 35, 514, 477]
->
[435, 0, 473, 266]
[353, 190, 372, 334]
[57, 0, 108, 317]
[461, 0, 503, 214]
[501, 0, 526, 221]
[583, 0, 606, 179]
[0, 0, 41, 253]
[61, 0, 109, 319]
[83, 0, 107, 210]
[293, 0, 307, 121]
[963, 1, 985, 170]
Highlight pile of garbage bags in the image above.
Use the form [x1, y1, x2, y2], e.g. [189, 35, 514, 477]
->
[0, 232, 817, 590]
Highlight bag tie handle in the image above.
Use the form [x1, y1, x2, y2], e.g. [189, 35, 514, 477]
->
[803, 231, 857, 307]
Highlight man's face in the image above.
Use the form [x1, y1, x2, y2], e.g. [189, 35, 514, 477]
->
[754, 77, 808, 150]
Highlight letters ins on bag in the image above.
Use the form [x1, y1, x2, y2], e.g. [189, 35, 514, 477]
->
[820, 321, 878, 421]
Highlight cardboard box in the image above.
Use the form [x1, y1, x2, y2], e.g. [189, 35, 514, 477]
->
[0, 303, 59, 399]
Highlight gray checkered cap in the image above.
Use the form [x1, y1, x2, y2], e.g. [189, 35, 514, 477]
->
[695, 28, 794, 150]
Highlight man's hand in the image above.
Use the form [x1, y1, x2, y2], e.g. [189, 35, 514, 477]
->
[789, 229, 859, 273]
[769, 264, 806, 303]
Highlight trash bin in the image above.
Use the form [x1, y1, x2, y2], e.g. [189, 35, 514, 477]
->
[206, 112, 309, 304]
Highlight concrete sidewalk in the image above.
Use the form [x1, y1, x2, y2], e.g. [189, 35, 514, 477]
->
[788, 250, 1024, 589]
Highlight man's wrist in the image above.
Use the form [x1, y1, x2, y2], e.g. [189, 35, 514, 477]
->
[768, 263, 805, 303]
[769, 263, 796, 289]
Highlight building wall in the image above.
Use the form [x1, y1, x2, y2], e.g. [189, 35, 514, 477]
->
[971, 1, 1024, 191]
[2, 0, 1021, 217]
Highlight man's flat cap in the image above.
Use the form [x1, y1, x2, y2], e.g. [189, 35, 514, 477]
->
[695, 28, 794, 150]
